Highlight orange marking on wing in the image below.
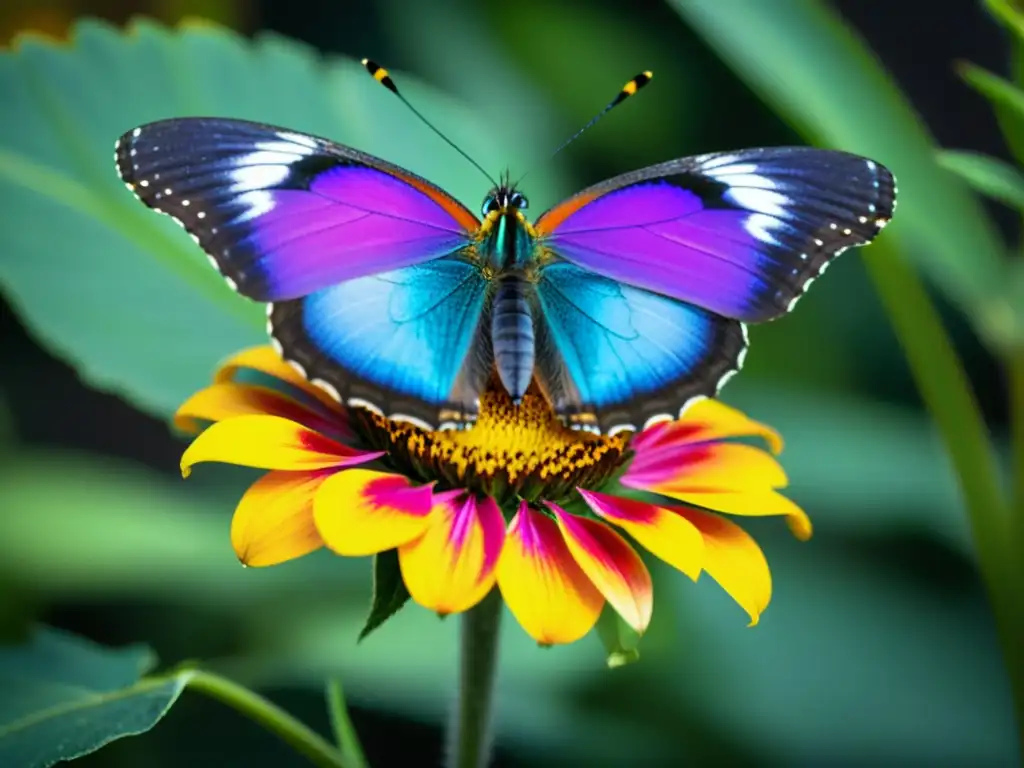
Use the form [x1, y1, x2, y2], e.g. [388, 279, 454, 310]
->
[534, 191, 600, 235]
[389, 169, 480, 233]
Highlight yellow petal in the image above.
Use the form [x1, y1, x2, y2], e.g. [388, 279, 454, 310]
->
[548, 503, 653, 636]
[623, 441, 811, 540]
[674, 507, 772, 626]
[173, 382, 337, 435]
[629, 442, 788, 491]
[231, 470, 326, 566]
[497, 503, 604, 645]
[313, 468, 433, 556]
[180, 414, 377, 476]
[665, 489, 813, 541]
[664, 399, 783, 453]
[579, 490, 704, 580]
[399, 494, 506, 615]
[214, 346, 343, 411]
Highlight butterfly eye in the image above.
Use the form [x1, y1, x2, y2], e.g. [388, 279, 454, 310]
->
[481, 196, 501, 217]
[510, 192, 528, 210]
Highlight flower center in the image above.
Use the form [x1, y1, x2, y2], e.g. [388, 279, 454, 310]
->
[351, 376, 629, 504]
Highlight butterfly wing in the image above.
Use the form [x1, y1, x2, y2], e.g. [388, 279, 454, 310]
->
[115, 117, 479, 301]
[534, 147, 895, 323]
[533, 262, 746, 433]
[270, 257, 490, 428]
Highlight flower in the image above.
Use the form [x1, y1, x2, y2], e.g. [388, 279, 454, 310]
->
[176, 346, 811, 645]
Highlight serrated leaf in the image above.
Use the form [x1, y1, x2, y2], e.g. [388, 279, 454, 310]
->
[0, 626, 192, 768]
[936, 149, 1024, 209]
[668, 0, 1007, 331]
[595, 604, 641, 668]
[358, 549, 411, 642]
[0, 19, 563, 420]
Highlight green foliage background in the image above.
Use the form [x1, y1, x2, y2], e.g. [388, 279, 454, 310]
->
[0, 1, 1020, 766]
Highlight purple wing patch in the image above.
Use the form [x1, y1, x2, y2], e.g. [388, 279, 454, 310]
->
[535, 147, 896, 323]
[115, 118, 480, 302]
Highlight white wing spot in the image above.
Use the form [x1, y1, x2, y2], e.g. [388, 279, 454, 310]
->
[164, 188, 172, 196]
[181, 199, 190, 207]
[642, 413, 674, 431]
[311, 378, 342, 403]
[608, 423, 637, 437]
[744, 213, 781, 245]
[858, 216, 868, 224]
[727, 188, 789, 217]
[715, 369, 738, 393]
[232, 190, 276, 223]
[277, 131, 319, 150]
[677, 395, 707, 419]
[348, 397, 384, 417]
[130, 148, 137, 157]
[814, 238, 824, 247]
[230, 163, 290, 192]
[139, 180, 149, 188]
[197, 211, 206, 219]
[829, 222, 838, 230]
[842, 228, 852, 236]
[132, 127, 141, 138]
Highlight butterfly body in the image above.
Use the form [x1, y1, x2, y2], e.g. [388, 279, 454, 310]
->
[115, 116, 895, 434]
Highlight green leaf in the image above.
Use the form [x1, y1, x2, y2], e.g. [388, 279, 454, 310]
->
[668, 0, 1009, 338]
[358, 549, 411, 642]
[595, 605, 641, 668]
[985, 0, 1024, 42]
[0, 448, 369, 606]
[959, 61, 1024, 121]
[958, 62, 1024, 164]
[936, 149, 1024, 210]
[0, 19, 564, 419]
[0, 626, 191, 768]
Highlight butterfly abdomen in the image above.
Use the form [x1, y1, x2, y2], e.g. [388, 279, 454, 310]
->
[491, 275, 535, 404]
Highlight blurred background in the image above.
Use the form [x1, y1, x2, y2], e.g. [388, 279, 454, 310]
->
[1, 0, 1020, 766]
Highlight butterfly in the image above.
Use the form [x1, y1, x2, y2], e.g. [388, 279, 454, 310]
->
[114, 66, 895, 435]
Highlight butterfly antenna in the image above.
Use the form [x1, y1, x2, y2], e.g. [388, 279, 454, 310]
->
[362, 59, 499, 187]
[514, 70, 653, 188]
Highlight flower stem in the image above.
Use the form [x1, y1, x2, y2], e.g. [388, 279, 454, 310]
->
[326, 678, 369, 768]
[186, 669, 348, 768]
[447, 588, 503, 768]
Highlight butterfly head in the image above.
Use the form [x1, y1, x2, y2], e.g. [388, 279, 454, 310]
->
[480, 186, 529, 219]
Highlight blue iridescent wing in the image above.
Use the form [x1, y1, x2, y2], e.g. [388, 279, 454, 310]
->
[533, 262, 747, 433]
[269, 257, 490, 428]
[115, 118, 480, 302]
[535, 147, 895, 323]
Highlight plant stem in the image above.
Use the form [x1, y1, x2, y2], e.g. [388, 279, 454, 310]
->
[863, 245, 1024, 752]
[186, 669, 347, 768]
[326, 678, 369, 768]
[446, 588, 503, 768]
